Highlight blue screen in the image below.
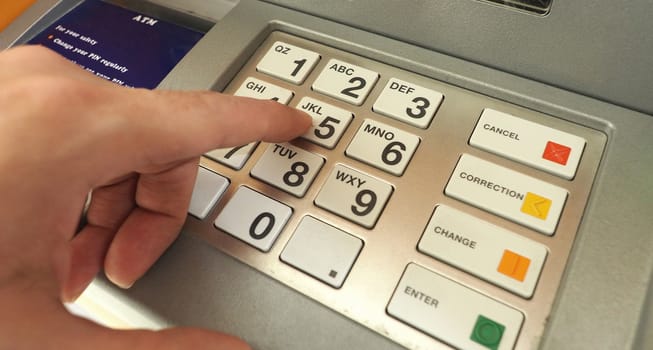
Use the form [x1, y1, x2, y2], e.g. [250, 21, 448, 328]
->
[28, 0, 205, 88]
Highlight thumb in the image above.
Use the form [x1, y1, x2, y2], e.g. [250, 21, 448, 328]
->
[1, 291, 250, 350]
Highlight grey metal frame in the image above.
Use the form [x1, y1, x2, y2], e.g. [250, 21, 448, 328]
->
[1, 1, 652, 349]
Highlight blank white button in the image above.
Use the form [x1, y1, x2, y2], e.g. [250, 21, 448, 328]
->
[281, 216, 363, 288]
[314, 164, 393, 228]
[373, 78, 443, 129]
[188, 167, 229, 219]
[250, 143, 325, 197]
[346, 119, 420, 176]
[312, 58, 379, 106]
[470, 108, 586, 180]
[256, 41, 320, 84]
[215, 186, 292, 252]
[387, 264, 523, 350]
[233, 77, 294, 104]
[445, 154, 568, 235]
[418, 205, 548, 298]
[296, 96, 354, 149]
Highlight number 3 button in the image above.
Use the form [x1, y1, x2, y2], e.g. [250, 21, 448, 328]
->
[215, 186, 293, 252]
[373, 78, 443, 129]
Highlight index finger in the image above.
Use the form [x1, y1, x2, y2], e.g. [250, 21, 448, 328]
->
[59, 82, 312, 185]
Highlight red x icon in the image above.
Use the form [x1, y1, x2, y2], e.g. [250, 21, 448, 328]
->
[542, 141, 571, 165]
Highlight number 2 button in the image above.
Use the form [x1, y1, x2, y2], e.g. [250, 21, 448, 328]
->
[215, 186, 292, 252]
[312, 58, 379, 106]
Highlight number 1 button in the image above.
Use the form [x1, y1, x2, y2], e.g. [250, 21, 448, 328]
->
[256, 41, 320, 84]
[215, 186, 292, 252]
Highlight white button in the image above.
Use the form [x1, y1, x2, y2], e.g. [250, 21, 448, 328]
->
[233, 77, 294, 104]
[250, 143, 325, 197]
[214, 186, 292, 252]
[445, 154, 568, 235]
[205, 143, 259, 170]
[295, 96, 354, 149]
[346, 119, 420, 176]
[372, 78, 443, 129]
[256, 41, 320, 84]
[387, 264, 523, 350]
[188, 167, 230, 220]
[314, 164, 393, 228]
[470, 109, 586, 180]
[312, 58, 379, 106]
[280, 216, 363, 288]
[418, 205, 548, 298]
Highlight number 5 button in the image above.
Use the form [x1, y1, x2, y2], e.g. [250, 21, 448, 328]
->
[373, 78, 443, 129]
[296, 96, 354, 149]
[215, 186, 292, 252]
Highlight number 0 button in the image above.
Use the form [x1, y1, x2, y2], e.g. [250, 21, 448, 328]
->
[312, 58, 379, 106]
[315, 164, 393, 228]
[215, 186, 292, 252]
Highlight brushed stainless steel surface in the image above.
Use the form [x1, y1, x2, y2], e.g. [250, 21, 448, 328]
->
[187, 31, 606, 350]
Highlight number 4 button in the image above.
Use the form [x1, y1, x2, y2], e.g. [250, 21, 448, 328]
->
[215, 186, 292, 252]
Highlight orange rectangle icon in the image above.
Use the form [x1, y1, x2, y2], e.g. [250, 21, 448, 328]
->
[497, 250, 531, 282]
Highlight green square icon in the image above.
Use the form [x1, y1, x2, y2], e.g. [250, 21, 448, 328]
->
[470, 314, 505, 350]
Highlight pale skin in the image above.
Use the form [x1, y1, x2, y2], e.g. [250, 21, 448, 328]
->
[0, 46, 312, 349]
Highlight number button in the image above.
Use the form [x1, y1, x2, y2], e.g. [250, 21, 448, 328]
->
[215, 186, 292, 252]
[346, 119, 421, 176]
[205, 143, 259, 170]
[256, 41, 320, 84]
[314, 164, 393, 228]
[295, 96, 354, 149]
[250, 143, 325, 197]
[312, 59, 379, 106]
[233, 77, 294, 104]
[372, 78, 443, 129]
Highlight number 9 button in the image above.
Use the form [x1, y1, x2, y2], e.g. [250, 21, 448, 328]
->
[315, 164, 393, 229]
[373, 77, 443, 129]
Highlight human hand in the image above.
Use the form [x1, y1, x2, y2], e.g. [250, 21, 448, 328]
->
[0, 45, 311, 349]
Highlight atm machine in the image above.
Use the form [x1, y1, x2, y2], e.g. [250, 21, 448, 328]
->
[1, 1, 652, 349]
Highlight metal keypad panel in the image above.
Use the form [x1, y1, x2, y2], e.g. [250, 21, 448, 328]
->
[186, 32, 606, 349]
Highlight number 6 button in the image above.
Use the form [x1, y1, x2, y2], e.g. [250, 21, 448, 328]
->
[346, 119, 421, 176]
[215, 186, 293, 252]
[373, 78, 443, 129]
